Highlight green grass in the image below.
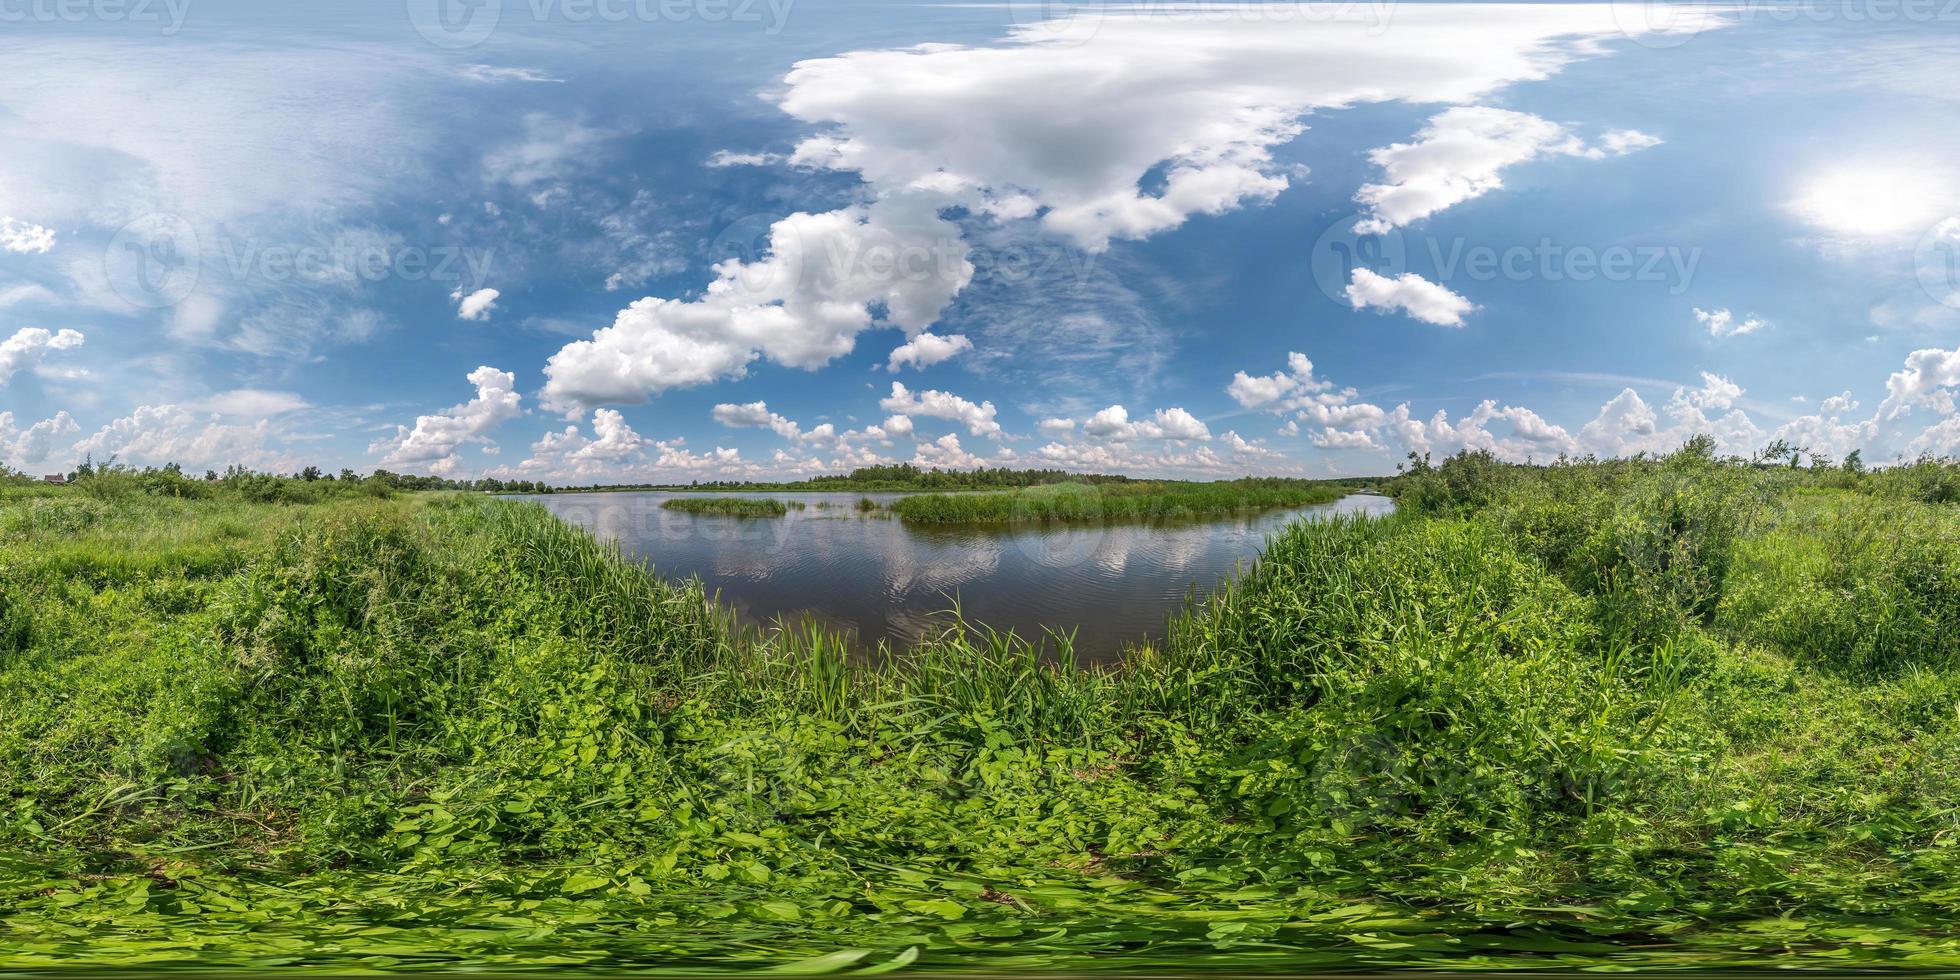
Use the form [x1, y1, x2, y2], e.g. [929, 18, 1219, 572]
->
[8, 455, 1960, 972]
[659, 496, 799, 517]
[890, 479, 1344, 525]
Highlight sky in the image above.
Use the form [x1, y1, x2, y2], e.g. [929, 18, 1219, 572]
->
[3, 0, 1960, 483]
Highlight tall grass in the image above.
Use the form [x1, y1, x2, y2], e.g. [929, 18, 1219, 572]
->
[660, 496, 798, 517]
[891, 479, 1343, 524]
[9, 458, 1960, 971]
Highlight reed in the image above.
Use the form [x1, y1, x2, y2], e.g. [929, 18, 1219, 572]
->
[890, 478, 1343, 524]
[659, 496, 796, 517]
[8, 452, 1960, 972]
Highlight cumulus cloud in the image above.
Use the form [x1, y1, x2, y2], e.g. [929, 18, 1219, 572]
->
[879, 381, 1001, 438]
[777, 5, 1711, 251]
[70, 405, 277, 472]
[454, 287, 501, 321]
[506, 409, 655, 480]
[1695, 307, 1767, 338]
[706, 150, 785, 167]
[1879, 345, 1960, 421]
[710, 400, 835, 444]
[912, 432, 990, 469]
[0, 217, 56, 254]
[368, 366, 523, 475]
[1354, 107, 1661, 234]
[0, 410, 79, 467]
[1345, 269, 1475, 327]
[482, 113, 615, 189]
[195, 389, 310, 418]
[1225, 351, 1767, 463]
[541, 195, 970, 414]
[0, 327, 84, 384]
[887, 331, 973, 371]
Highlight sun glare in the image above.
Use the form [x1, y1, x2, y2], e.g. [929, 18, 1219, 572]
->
[1792, 165, 1955, 239]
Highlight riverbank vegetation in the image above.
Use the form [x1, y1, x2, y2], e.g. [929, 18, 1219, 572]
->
[889, 478, 1344, 524]
[544, 463, 1386, 495]
[7, 446, 1960, 972]
[659, 497, 798, 517]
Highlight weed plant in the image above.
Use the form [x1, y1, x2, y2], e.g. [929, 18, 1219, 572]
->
[6, 452, 1960, 971]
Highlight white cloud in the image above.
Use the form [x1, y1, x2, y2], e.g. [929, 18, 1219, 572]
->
[706, 150, 785, 167]
[1353, 107, 1660, 234]
[1598, 129, 1663, 156]
[196, 389, 310, 417]
[0, 327, 84, 384]
[70, 405, 279, 472]
[879, 381, 1001, 438]
[368, 366, 523, 475]
[777, 5, 1714, 251]
[0, 410, 79, 468]
[1695, 306, 1767, 338]
[0, 218, 56, 254]
[1880, 345, 1960, 420]
[457, 65, 564, 84]
[1576, 373, 1761, 458]
[454, 287, 501, 321]
[887, 331, 974, 371]
[482, 113, 614, 189]
[541, 195, 970, 414]
[1054, 404, 1214, 442]
[1227, 352, 1328, 409]
[710, 400, 834, 443]
[0, 284, 59, 309]
[912, 432, 988, 469]
[1345, 268, 1475, 327]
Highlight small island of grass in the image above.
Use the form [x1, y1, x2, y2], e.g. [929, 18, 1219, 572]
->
[660, 497, 798, 517]
[890, 478, 1344, 525]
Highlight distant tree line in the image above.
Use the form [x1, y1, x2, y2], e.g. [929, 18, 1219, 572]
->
[1, 457, 553, 501]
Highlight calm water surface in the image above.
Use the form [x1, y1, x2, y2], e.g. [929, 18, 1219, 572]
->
[522, 491, 1394, 660]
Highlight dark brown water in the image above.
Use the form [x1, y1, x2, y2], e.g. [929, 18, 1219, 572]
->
[522, 491, 1395, 660]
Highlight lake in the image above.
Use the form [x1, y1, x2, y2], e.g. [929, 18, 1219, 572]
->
[522, 491, 1395, 660]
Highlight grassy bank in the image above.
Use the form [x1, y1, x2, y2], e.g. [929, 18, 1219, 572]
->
[890, 478, 1344, 524]
[660, 496, 798, 517]
[7, 449, 1960, 971]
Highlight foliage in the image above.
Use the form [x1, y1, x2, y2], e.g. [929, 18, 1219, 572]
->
[890, 479, 1344, 525]
[6, 459, 1960, 972]
[660, 497, 798, 517]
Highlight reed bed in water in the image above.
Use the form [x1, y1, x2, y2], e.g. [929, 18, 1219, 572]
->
[659, 496, 800, 517]
[889, 478, 1344, 524]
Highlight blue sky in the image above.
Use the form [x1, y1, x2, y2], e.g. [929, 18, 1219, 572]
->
[3, 0, 1959, 481]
